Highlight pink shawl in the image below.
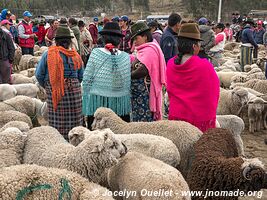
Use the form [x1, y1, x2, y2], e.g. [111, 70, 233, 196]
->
[166, 55, 220, 132]
[132, 41, 166, 120]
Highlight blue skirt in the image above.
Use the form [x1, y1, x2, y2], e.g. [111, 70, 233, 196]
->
[131, 79, 153, 122]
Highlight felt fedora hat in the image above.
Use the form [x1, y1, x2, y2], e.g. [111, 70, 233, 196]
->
[130, 21, 150, 39]
[178, 23, 203, 41]
[99, 22, 124, 37]
[55, 25, 74, 39]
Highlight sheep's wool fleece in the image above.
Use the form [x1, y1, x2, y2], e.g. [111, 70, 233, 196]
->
[0, 164, 115, 200]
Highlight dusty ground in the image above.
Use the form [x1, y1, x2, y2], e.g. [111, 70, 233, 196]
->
[239, 129, 267, 200]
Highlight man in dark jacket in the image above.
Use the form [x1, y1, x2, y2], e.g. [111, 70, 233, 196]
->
[69, 18, 81, 54]
[0, 28, 15, 84]
[240, 19, 258, 71]
[160, 13, 181, 63]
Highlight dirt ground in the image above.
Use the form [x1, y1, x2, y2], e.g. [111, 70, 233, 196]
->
[239, 129, 267, 200]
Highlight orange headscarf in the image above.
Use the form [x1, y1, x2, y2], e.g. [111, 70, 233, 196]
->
[47, 46, 83, 111]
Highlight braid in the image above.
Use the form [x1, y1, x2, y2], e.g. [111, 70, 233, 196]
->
[174, 52, 184, 65]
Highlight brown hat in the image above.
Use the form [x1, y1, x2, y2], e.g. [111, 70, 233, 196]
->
[55, 25, 74, 39]
[178, 23, 202, 41]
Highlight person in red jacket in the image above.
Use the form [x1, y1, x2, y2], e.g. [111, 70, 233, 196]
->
[88, 17, 98, 46]
[18, 11, 36, 55]
[36, 20, 46, 46]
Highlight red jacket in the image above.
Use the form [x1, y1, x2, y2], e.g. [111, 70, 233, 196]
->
[88, 23, 98, 44]
[19, 21, 34, 48]
[37, 25, 46, 44]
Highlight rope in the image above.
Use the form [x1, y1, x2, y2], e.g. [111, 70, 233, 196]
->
[16, 184, 53, 200]
[58, 178, 72, 200]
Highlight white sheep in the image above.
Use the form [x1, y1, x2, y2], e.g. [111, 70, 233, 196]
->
[0, 164, 115, 200]
[13, 47, 22, 72]
[0, 121, 30, 133]
[248, 97, 267, 133]
[18, 54, 34, 71]
[0, 110, 33, 128]
[91, 107, 203, 178]
[19, 68, 36, 78]
[216, 115, 245, 156]
[108, 152, 190, 200]
[230, 74, 247, 84]
[0, 96, 48, 125]
[0, 84, 17, 101]
[69, 126, 181, 168]
[23, 126, 127, 184]
[12, 83, 40, 98]
[0, 128, 26, 168]
[11, 73, 35, 84]
[230, 79, 267, 94]
[217, 87, 249, 116]
[216, 72, 243, 88]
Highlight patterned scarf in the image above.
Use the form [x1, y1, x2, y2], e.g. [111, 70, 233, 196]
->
[47, 46, 83, 111]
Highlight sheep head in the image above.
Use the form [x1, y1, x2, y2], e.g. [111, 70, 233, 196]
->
[68, 126, 90, 146]
[241, 158, 266, 191]
[232, 87, 249, 107]
[248, 98, 267, 115]
[80, 128, 127, 161]
[92, 107, 123, 130]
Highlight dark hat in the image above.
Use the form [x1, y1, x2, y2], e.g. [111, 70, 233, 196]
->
[119, 15, 129, 22]
[147, 20, 158, 28]
[178, 23, 202, 41]
[215, 22, 225, 29]
[243, 18, 254, 25]
[99, 22, 123, 37]
[130, 21, 150, 39]
[55, 25, 74, 39]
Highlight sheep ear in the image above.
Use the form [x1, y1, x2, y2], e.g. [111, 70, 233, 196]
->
[90, 145, 103, 153]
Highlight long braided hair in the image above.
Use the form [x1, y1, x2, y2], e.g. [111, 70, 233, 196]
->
[174, 37, 199, 65]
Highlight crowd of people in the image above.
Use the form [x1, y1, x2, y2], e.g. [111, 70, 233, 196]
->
[0, 8, 266, 138]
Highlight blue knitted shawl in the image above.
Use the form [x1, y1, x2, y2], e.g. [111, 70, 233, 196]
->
[82, 48, 131, 116]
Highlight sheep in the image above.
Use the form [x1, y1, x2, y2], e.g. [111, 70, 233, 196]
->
[0, 128, 26, 168]
[216, 115, 245, 156]
[0, 121, 30, 133]
[27, 56, 41, 69]
[34, 44, 40, 52]
[230, 74, 247, 84]
[224, 42, 239, 51]
[11, 73, 35, 84]
[248, 97, 267, 133]
[12, 83, 40, 98]
[246, 72, 266, 81]
[91, 107, 203, 178]
[217, 87, 249, 116]
[0, 95, 48, 126]
[0, 84, 17, 101]
[188, 128, 267, 200]
[0, 164, 115, 200]
[19, 68, 36, 78]
[40, 46, 48, 54]
[0, 111, 33, 128]
[108, 152, 190, 200]
[23, 126, 127, 184]
[13, 47, 22, 72]
[18, 54, 34, 71]
[69, 126, 181, 168]
[216, 72, 243, 88]
[231, 79, 267, 94]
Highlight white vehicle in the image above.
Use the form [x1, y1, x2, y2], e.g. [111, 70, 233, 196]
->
[146, 15, 169, 25]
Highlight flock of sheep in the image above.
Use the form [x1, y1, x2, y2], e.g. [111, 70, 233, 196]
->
[0, 43, 266, 199]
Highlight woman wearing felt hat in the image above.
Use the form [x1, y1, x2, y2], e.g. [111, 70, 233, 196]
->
[82, 22, 131, 129]
[130, 21, 166, 121]
[166, 23, 220, 132]
[35, 25, 84, 139]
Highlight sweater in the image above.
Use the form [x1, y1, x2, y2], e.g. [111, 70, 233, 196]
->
[166, 55, 220, 132]
[82, 48, 131, 116]
[241, 25, 258, 48]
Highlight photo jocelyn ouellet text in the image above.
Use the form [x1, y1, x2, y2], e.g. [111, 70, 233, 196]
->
[99, 189, 264, 199]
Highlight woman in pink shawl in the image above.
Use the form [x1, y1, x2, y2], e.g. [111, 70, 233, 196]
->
[130, 22, 166, 121]
[166, 23, 220, 132]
